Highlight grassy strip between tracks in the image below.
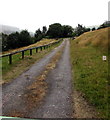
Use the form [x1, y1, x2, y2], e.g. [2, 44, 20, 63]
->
[1, 40, 62, 85]
[70, 28, 109, 118]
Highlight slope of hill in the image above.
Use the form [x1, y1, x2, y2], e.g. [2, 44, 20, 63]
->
[70, 27, 109, 118]
[74, 27, 109, 50]
[0, 24, 20, 34]
[1, 39, 57, 55]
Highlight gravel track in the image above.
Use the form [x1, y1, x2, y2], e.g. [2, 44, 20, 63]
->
[28, 39, 72, 118]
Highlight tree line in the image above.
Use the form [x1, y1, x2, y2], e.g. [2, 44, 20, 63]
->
[2, 21, 110, 51]
[2, 23, 74, 51]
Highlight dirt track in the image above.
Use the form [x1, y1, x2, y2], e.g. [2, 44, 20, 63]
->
[2, 39, 73, 118]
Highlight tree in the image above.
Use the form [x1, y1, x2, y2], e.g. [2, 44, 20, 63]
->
[74, 24, 87, 36]
[92, 27, 96, 31]
[85, 28, 91, 32]
[98, 21, 110, 29]
[62, 25, 73, 37]
[42, 26, 47, 35]
[7, 32, 20, 49]
[2, 33, 8, 51]
[47, 23, 63, 38]
[2, 30, 34, 51]
[35, 29, 43, 42]
[19, 30, 32, 47]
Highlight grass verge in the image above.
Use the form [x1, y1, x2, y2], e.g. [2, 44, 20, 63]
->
[70, 29, 109, 118]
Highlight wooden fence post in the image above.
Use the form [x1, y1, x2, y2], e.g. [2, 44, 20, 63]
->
[36, 48, 38, 53]
[9, 54, 12, 64]
[22, 51, 24, 59]
[30, 49, 32, 55]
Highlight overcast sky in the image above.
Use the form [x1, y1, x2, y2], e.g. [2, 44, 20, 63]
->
[0, 0, 109, 32]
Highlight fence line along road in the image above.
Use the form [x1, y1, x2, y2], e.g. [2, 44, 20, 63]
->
[0, 39, 62, 64]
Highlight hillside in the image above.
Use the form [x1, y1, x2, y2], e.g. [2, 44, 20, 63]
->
[1, 39, 57, 55]
[74, 27, 110, 50]
[70, 27, 109, 118]
[0, 25, 20, 34]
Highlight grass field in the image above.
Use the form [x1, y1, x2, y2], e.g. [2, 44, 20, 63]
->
[1, 39, 62, 84]
[70, 27, 109, 118]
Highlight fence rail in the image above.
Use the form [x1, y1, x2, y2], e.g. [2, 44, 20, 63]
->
[0, 39, 62, 64]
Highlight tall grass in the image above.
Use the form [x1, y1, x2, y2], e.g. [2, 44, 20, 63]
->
[75, 27, 109, 50]
[70, 27, 109, 118]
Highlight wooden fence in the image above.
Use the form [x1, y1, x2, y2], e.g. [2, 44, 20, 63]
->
[0, 40, 62, 64]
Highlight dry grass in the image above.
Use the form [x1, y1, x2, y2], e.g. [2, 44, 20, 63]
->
[72, 90, 100, 118]
[75, 27, 109, 50]
[1, 38, 57, 55]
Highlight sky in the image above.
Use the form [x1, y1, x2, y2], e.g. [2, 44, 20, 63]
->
[0, 0, 109, 32]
